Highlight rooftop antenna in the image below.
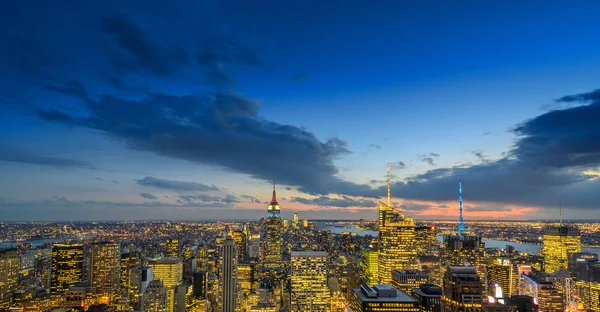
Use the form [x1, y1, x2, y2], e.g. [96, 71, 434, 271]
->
[387, 162, 391, 206]
[459, 177, 465, 235]
[559, 193, 563, 227]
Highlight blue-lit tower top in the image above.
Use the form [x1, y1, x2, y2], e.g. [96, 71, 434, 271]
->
[267, 182, 280, 218]
[459, 178, 465, 235]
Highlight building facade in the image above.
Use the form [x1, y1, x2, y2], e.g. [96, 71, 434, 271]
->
[148, 257, 183, 312]
[441, 266, 483, 312]
[219, 233, 238, 312]
[265, 186, 282, 268]
[542, 225, 581, 274]
[51, 243, 84, 293]
[290, 250, 330, 311]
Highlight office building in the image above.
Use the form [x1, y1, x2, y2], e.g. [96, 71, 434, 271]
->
[507, 295, 537, 312]
[89, 242, 121, 296]
[569, 252, 597, 277]
[248, 234, 260, 260]
[290, 250, 330, 311]
[542, 225, 581, 273]
[231, 230, 247, 262]
[51, 243, 84, 293]
[293, 212, 299, 229]
[574, 259, 600, 312]
[361, 246, 379, 285]
[328, 277, 345, 312]
[487, 257, 515, 297]
[441, 265, 483, 312]
[219, 232, 238, 312]
[35, 256, 52, 290]
[412, 284, 441, 312]
[391, 270, 429, 293]
[265, 185, 282, 268]
[378, 165, 417, 284]
[442, 235, 486, 283]
[415, 226, 439, 256]
[538, 281, 563, 312]
[418, 255, 442, 286]
[238, 263, 254, 295]
[166, 239, 180, 258]
[121, 252, 140, 289]
[143, 280, 168, 312]
[0, 249, 19, 309]
[148, 257, 183, 312]
[350, 284, 420, 312]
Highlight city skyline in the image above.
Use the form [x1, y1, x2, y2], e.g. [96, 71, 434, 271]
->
[2, 0, 600, 221]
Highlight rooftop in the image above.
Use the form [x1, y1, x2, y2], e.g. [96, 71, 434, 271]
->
[354, 284, 418, 303]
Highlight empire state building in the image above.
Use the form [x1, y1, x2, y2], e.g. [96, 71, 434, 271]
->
[265, 184, 282, 268]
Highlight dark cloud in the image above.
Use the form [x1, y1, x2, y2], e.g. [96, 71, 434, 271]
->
[39, 84, 376, 197]
[139, 192, 158, 200]
[179, 194, 222, 203]
[0, 144, 93, 169]
[285, 187, 293, 191]
[136, 177, 219, 192]
[471, 150, 490, 164]
[384, 89, 600, 209]
[392, 161, 407, 170]
[291, 196, 376, 208]
[418, 154, 437, 166]
[94, 177, 119, 184]
[368, 144, 382, 150]
[101, 17, 188, 76]
[197, 34, 263, 86]
[291, 73, 307, 84]
[222, 194, 240, 203]
[240, 195, 261, 203]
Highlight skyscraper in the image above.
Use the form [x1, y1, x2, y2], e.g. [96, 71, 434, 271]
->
[441, 235, 486, 284]
[51, 243, 84, 293]
[219, 232, 238, 312]
[231, 230, 247, 261]
[89, 242, 121, 296]
[415, 226, 439, 257]
[293, 212, 299, 229]
[378, 165, 417, 284]
[290, 250, 330, 311]
[487, 257, 515, 297]
[0, 249, 19, 309]
[361, 246, 379, 285]
[148, 257, 183, 312]
[543, 225, 581, 273]
[142, 280, 168, 312]
[121, 252, 141, 291]
[265, 184, 282, 268]
[166, 239, 180, 258]
[441, 266, 483, 312]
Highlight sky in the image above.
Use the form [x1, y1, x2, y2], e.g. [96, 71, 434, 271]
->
[1, 0, 600, 221]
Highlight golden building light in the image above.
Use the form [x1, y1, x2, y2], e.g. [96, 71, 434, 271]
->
[543, 225, 581, 274]
[378, 164, 418, 284]
[148, 257, 183, 312]
[89, 242, 121, 297]
[290, 250, 330, 311]
[51, 243, 84, 293]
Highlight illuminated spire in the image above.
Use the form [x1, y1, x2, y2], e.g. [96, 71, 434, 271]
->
[387, 162, 391, 206]
[271, 181, 278, 204]
[459, 178, 465, 235]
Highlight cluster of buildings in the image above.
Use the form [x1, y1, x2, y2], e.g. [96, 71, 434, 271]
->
[1, 168, 600, 312]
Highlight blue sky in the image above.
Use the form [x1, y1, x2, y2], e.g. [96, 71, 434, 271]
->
[1, 0, 600, 221]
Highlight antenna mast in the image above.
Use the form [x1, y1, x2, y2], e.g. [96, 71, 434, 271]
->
[387, 162, 391, 206]
[459, 178, 465, 235]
